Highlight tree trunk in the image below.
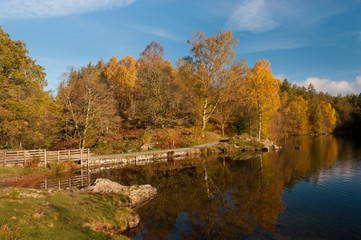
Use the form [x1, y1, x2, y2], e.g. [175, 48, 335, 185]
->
[248, 106, 251, 137]
[201, 97, 208, 132]
[221, 122, 225, 137]
[257, 102, 261, 139]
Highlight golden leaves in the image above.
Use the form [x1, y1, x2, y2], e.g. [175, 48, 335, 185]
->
[104, 55, 139, 91]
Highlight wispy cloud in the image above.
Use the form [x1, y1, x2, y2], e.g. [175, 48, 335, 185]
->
[275, 74, 287, 81]
[225, 0, 353, 33]
[132, 25, 184, 41]
[238, 38, 304, 53]
[294, 76, 361, 96]
[225, 0, 279, 33]
[0, 0, 136, 19]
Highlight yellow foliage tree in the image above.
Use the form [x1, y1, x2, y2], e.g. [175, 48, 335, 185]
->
[188, 30, 238, 132]
[104, 55, 138, 92]
[320, 101, 336, 133]
[245, 59, 280, 139]
[288, 96, 309, 135]
[104, 55, 139, 118]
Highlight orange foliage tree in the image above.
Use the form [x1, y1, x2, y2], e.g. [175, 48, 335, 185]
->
[245, 60, 280, 139]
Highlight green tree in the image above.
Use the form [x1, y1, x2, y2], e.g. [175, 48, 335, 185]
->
[0, 25, 57, 149]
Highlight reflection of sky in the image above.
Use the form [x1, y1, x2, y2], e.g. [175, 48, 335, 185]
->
[317, 160, 361, 185]
[168, 212, 192, 240]
[274, 156, 361, 240]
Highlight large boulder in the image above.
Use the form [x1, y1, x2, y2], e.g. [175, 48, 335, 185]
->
[83, 178, 157, 207]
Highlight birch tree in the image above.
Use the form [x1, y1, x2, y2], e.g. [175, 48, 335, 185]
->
[188, 30, 238, 132]
[246, 60, 280, 139]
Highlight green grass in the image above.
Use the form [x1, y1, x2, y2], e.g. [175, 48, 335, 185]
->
[0, 188, 132, 239]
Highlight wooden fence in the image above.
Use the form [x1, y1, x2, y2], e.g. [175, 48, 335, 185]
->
[0, 149, 90, 168]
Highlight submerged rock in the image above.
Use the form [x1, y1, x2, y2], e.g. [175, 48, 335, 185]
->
[83, 178, 157, 207]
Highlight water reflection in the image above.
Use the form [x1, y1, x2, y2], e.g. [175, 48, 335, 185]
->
[29, 135, 361, 239]
[126, 135, 361, 239]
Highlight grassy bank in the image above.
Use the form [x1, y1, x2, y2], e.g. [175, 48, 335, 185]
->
[92, 127, 222, 155]
[0, 188, 135, 239]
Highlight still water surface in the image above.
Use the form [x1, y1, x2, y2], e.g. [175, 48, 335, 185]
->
[45, 135, 361, 239]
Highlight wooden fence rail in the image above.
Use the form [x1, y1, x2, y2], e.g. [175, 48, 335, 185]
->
[0, 149, 90, 168]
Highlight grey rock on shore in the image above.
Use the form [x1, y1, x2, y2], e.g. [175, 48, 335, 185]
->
[82, 178, 157, 207]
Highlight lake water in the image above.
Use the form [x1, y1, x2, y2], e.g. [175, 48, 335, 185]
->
[40, 135, 361, 239]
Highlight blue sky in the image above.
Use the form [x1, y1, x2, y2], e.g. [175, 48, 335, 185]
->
[1, 0, 361, 95]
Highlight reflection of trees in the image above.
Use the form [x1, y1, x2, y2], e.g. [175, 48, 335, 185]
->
[134, 155, 286, 240]
[90, 135, 346, 239]
[275, 135, 339, 188]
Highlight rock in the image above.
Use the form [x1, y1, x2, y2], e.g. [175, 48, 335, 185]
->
[126, 184, 157, 207]
[83, 178, 128, 193]
[83, 178, 157, 207]
[126, 211, 140, 228]
[19, 192, 43, 199]
[140, 142, 157, 151]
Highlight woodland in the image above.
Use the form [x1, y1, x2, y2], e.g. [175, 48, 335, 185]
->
[1, 25, 361, 152]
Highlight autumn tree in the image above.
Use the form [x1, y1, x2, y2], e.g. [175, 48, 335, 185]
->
[287, 95, 309, 135]
[187, 30, 238, 132]
[320, 101, 336, 133]
[136, 41, 188, 127]
[104, 55, 139, 120]
[0, 25, 58, 149]
[216, 59, 248, 136]
[245, 60, 280, 139]
[56, 62, 120, 149]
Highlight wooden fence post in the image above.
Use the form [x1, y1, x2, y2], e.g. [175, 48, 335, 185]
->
[80, 149, 83, 168]
[44, 149, 47, 168]
[3, 150, 7, 166]
[24, 150, 27, 167]
[87, 149, 90, 168]
[57, 150, 60, 163]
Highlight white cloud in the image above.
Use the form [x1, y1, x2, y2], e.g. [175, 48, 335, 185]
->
[225, 0, 278, 33]
[294, 76, 361, 96]
[0, 0, 136, 19]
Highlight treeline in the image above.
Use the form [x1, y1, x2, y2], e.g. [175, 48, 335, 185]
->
[1, 26, 360, 150]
